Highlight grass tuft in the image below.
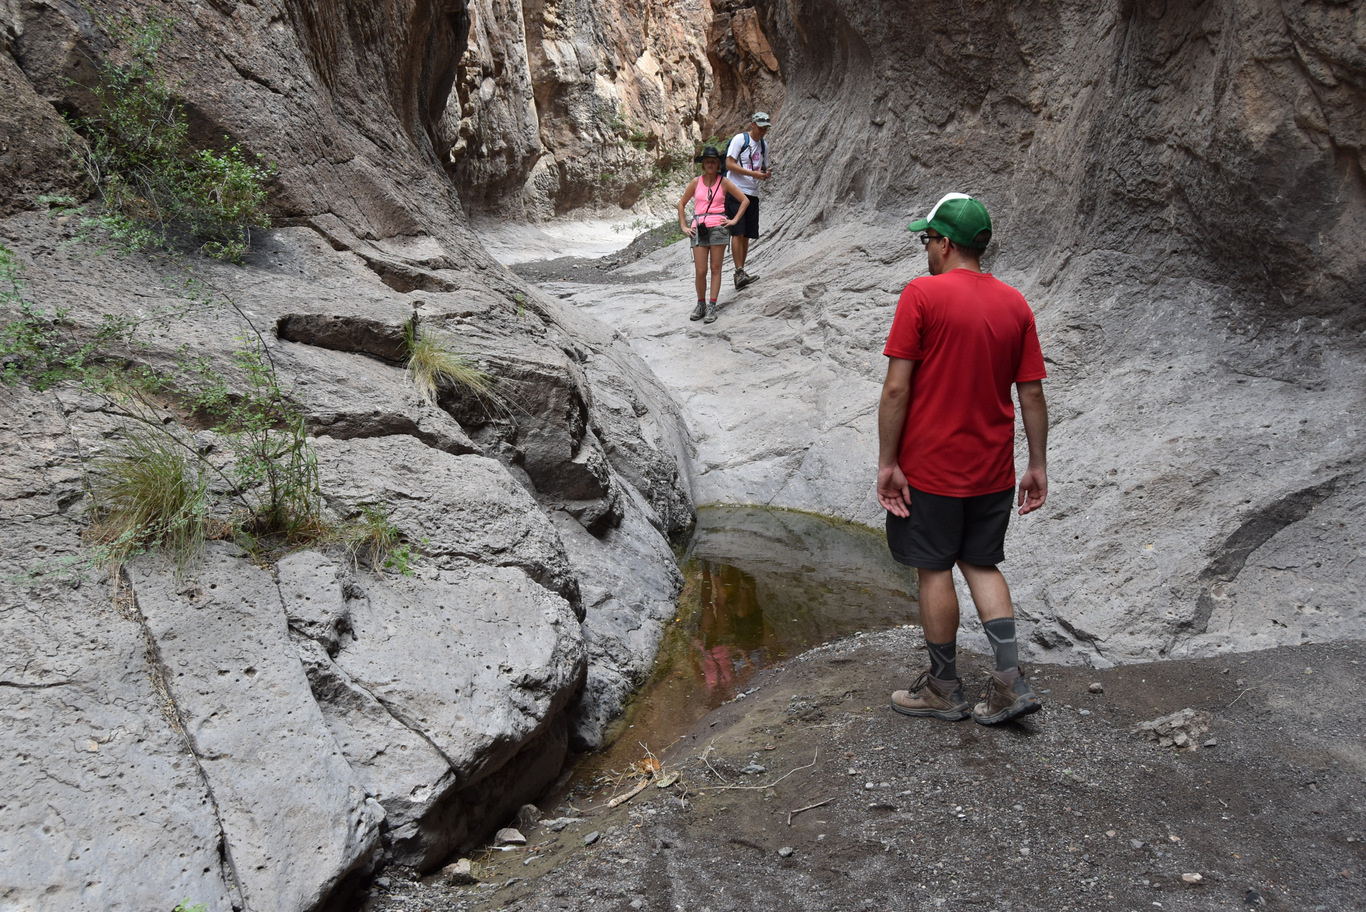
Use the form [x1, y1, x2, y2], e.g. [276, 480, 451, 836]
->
[89, 431, 209, 573]
[341, 503, 415, 576]
[404, 320, 497, 406]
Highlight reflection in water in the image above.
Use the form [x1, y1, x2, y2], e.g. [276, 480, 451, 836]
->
[578, 506, 919, 779]
[691, 562, 770, 702]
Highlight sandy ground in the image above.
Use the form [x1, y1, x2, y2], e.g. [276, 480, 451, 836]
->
[362, 631, 1365, 912]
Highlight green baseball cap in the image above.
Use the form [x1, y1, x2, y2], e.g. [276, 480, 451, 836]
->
[907, 193, 993, 248]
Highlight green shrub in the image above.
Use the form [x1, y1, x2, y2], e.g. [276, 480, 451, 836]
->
[70, 14, 273, 262]
[186, 344, 325, 543]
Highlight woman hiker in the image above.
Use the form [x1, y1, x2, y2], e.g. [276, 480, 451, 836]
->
[677, 146, 748, 324]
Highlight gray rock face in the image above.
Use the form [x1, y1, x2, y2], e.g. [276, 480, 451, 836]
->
[1, 2, 694, 908]
[0, 389, 240, 911]
[130, 544, 385, 912]
[448, 0, 714, 218]
[556, 0, 1366, 668]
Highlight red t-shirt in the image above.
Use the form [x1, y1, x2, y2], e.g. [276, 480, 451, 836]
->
[882, 268, 1047, 497]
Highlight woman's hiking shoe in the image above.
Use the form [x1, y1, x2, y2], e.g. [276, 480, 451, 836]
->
[689, 301, 706, 321]
[703, 300, 718, 323]
[972, 668, 1042, 725]
[891, 670, 970, 721]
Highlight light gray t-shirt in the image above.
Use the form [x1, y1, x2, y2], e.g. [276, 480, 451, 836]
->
[726, 131, 768, 197]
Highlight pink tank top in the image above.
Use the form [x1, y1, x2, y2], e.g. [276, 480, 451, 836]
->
[693, 177, 726, 228]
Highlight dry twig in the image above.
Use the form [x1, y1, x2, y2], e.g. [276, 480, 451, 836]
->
[607, 778, 651, 808]
[699, 749, 820, 792]
[787, 797, 833, 826]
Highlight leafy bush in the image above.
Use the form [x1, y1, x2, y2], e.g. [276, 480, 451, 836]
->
[185, 344, 324, 542]
[70, 14, 273, 261]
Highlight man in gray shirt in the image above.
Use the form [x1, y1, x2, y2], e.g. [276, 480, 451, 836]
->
[725, 111, 771, 289]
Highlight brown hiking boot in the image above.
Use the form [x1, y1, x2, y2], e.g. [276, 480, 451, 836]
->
[972, 668, 1042, 725]
[891, 670, 970, 721]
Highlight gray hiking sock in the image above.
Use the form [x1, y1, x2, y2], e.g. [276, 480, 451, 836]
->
[983, 618, 1019, 673]
[926, 639, 957, 681]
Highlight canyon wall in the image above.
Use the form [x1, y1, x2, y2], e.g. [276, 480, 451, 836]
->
[444, 0, 715, 218]
[690, 0, 1365, 661]
[1, 0, 695, 909]
[3, 0, 1364, 909]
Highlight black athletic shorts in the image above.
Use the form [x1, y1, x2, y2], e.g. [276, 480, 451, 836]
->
[886, 485, 1014, 571]
[724, 193, 760, 239]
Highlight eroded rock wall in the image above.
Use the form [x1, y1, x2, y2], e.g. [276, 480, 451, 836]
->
[701, 0, 1366, 661]
[0, 1, 693, 909]
[445, 0, 715, 218]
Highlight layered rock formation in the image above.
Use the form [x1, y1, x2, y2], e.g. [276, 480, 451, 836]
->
[4, 0, 1365, 909]
[445, 0, 715, 218]
[1, 1, 693, 909]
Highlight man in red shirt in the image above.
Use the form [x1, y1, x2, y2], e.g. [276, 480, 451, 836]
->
[877, 192, 1049, 725]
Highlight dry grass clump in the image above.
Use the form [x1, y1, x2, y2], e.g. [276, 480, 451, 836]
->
[404, 320, 497, 406]
[89, 431, 209, 572]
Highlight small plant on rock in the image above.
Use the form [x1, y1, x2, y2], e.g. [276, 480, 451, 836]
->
[342, 503, 416, 576]
[403, 318, 497, 407]
[88, 431, 210, 574]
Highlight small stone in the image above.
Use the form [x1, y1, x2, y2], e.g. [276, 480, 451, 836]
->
[1130, 839, 1146, 849]
[374, 877, 391, 889]
[1019, 847, 1030, 856]
[778, 846, 795, 857]
[495, 827, 526, 846]
[584, 831, 601, 846]
[1078, 709, 1091, 716]
[864, 782, 875, 790]
[1182, 873, 1203, 885]
[741, 763, 767, 775]
[442, 858, 476, 885]
[1088, 682, 1104, 694]
[1106, 830, 1117, 837]
[1203, 738, 1218, 748]
[630, 900, 645, 910]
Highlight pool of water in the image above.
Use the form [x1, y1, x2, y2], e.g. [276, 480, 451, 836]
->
[574, 505, 920, 781]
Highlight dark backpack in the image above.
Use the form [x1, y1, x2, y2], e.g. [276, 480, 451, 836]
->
[724, 133, 766, 179]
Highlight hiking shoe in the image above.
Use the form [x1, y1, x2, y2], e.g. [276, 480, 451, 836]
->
[734, 268, 758, 289]
[689, 301, 706, 321]
[891, 670, 970, 721]
[703, 300, 718, 324]
[972, 668, 1042, 725]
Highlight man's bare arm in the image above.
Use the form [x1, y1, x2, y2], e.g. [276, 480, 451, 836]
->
[1016, 379, 1048, 515]
[877, 358, 917, 517]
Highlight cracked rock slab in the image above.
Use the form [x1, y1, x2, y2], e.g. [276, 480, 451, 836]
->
[130, 543, 384, 912]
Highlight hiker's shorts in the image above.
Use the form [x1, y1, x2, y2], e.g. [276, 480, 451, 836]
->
[691, 222, 732, 247]
[886, 485, 1013, 571]
[724, 194, 760, 239]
